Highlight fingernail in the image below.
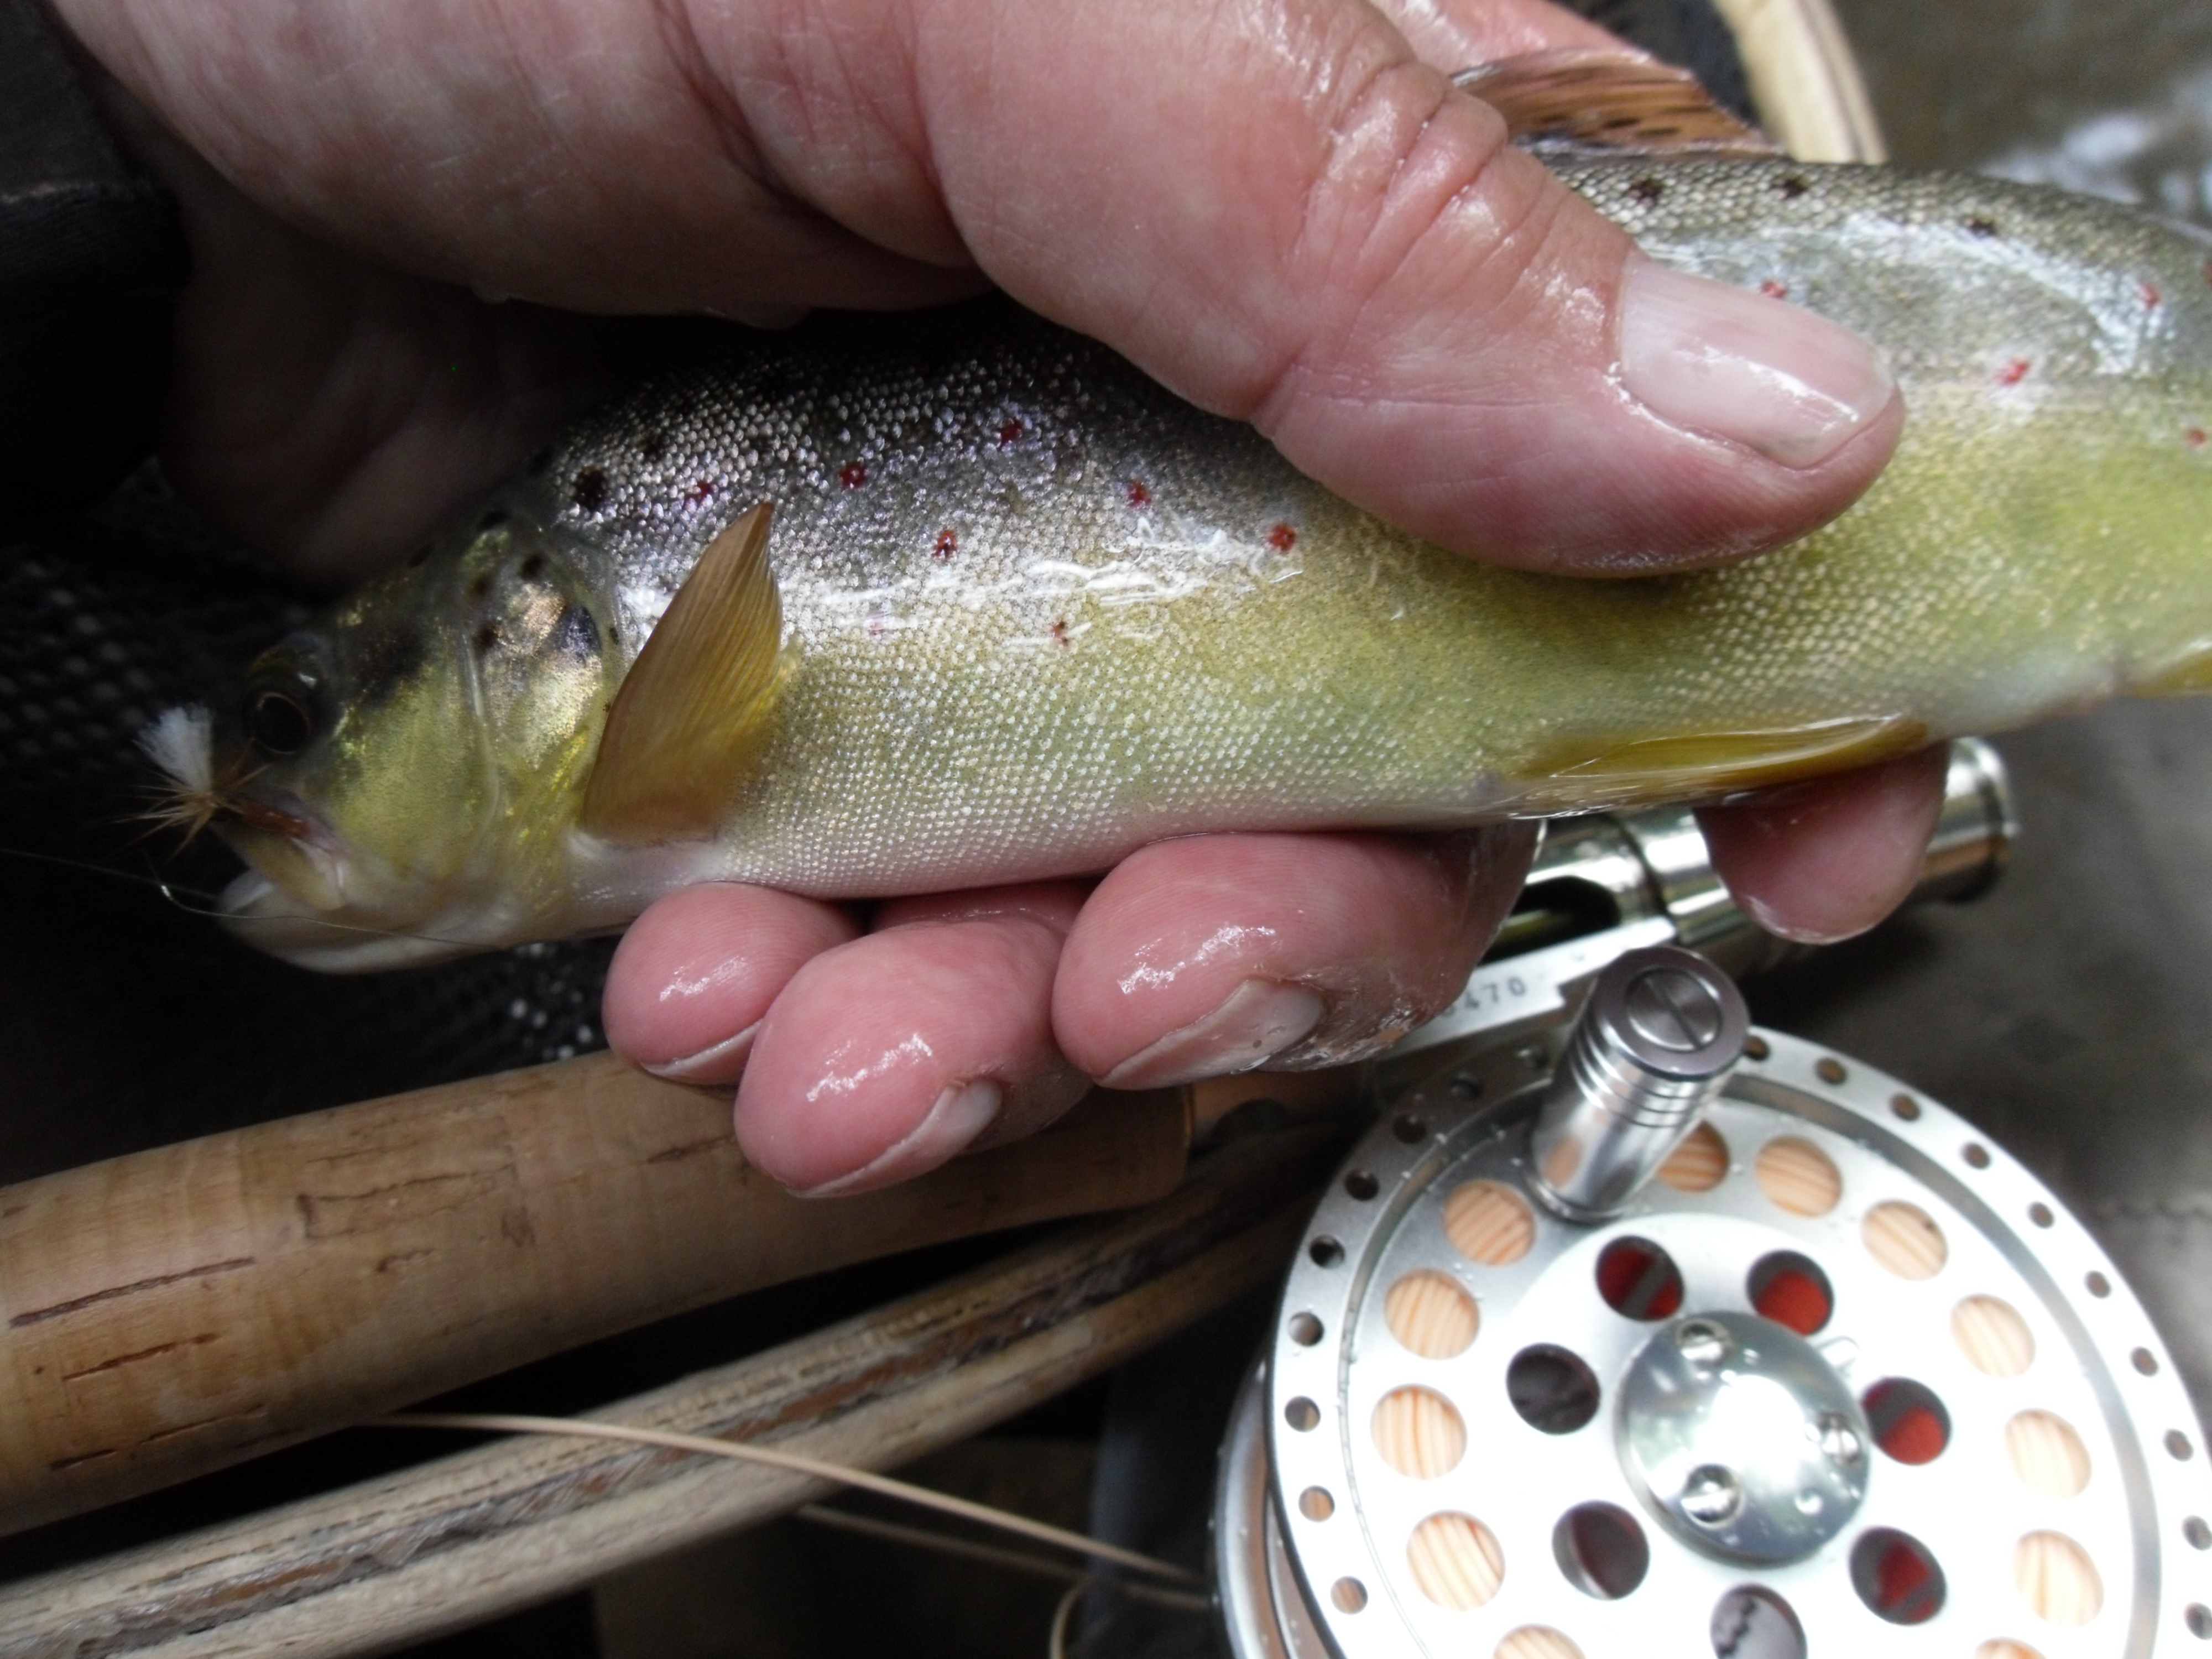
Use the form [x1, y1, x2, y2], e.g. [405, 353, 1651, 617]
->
[643, 1021, 760, 1086]
[1619, 258, 1895, 468]
[1739, 890, 1862, 947]
[1100, 979, 1326, 1090]
[795, 1079, 1003, 1198]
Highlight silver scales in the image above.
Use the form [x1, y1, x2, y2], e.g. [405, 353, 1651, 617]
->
[1215, 740, 2212, 1659]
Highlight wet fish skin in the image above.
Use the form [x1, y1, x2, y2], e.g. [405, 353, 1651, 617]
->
[205, 159, 2212, 970]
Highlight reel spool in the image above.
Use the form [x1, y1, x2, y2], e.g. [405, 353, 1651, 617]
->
[1218, 948, 2212, 1659]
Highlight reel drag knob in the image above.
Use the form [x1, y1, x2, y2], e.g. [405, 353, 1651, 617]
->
[1530, 947, 1749, 1220]
[1618, 1311, 1869, 1565]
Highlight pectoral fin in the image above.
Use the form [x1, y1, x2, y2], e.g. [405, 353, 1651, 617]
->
[579, 502, 784, 844]
[1519, 715, 1926, 811]
[1455, 50, 1777, 156]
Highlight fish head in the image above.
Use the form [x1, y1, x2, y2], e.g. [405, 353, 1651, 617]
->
[211, 515, 619, 969]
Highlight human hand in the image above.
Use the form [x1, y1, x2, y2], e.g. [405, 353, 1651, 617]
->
[60, 0, 1939, 1192]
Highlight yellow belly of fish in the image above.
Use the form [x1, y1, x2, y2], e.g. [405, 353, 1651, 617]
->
[654, 388, 2207, 900]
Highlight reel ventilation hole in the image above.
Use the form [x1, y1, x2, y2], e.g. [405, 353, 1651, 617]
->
[1230, 1022, 2212, 1659]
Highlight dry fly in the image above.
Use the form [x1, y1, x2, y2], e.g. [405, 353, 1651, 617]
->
[134, 705, 303, 843]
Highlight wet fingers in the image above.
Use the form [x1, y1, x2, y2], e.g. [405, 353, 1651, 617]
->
[1698, 746, 1950, 943]
[602, 883, 860, 1084]
[734, 883, 1091, 1194]
[1053, 826, 1534, 1089]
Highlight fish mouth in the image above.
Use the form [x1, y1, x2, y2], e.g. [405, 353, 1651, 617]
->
[215, 792, 347, 912]
[212, 799, 461, 972]
[216, 865, 471, 972]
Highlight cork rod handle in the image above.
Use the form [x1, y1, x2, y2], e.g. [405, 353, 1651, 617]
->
[0, 1051, 1193, 1534]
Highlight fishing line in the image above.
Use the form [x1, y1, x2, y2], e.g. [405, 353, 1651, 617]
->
[375, 1412, 1202, 1585]
[1048, 1580, 1089, 1659]
[0, 843, 232, 908]
[170, 896, 480, 951]
[1042, 1574, 1215, 1659]
[0, 844, 480, 950]
[793, 1505, 1214, 1611]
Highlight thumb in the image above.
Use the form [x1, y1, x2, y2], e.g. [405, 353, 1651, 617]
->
[909, 0, 1900, 572]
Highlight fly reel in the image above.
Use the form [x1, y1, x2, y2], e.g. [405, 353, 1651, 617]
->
[1217, 941, 2212, 1659]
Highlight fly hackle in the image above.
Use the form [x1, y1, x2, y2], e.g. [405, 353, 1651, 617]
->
[133, 704, 255, 843]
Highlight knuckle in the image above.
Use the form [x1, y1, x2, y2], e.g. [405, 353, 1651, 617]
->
[1254, 62, 1585, 424]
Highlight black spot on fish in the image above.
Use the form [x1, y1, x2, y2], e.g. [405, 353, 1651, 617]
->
[572, 467, 609, 512]
[1777, 175, 1810, 200]
[640, 431, 667, 462]
[473, 624, 499, 654]
[1630, 176, 1665, 205]
[468, 573, 493, 601]
[478, 508, 509, 531]
[353, 624, 428, 707]
[520, 554, 547, 581]
[1965, 216, 2001, 238]
[526, 447, 554, 477]
[549, 604, 600, 662]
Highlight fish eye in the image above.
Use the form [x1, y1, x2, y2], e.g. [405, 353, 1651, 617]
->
[249, 690, 315, 755]
[241, 654, 326, 756]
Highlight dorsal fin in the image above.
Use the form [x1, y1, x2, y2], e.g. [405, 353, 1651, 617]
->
[578, 501, 784, 844]
[1455, 50, 1778, 157]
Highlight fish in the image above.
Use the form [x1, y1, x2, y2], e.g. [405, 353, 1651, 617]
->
[153, 95, 2212, 972]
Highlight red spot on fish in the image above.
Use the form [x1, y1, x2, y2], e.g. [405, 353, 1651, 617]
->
[1050, 618, 1071, 648]
[1267, 523, 1298, 551]
[2142, 280, 2163, 309]
[866, 615, 887, 638]
[1760, 279, 1788, 299]
[997, 420, 1023, 447]
[839, 462, 868, 488]
[1126, 479, 1151, 509]
[684, 479, 717, 503]
[932, 529, 957, 560]
[1995, 358, 2031, 387]
[2188, 428, 2208, 448]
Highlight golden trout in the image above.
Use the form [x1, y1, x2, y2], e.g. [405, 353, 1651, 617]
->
[154, 156, 2212, 971]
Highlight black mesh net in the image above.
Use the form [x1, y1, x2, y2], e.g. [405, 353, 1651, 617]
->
[0, 467, 619, 1181]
